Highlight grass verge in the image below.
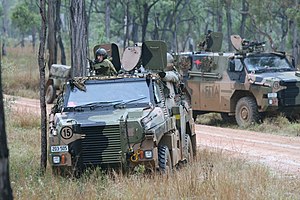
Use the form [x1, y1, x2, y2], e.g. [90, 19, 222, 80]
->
[5, 105, 300, 199]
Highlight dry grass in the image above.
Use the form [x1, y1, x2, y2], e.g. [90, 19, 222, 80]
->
[4, 107, 300, 200]
[2, 46, 45, 99]
[2, 46, 300, 199]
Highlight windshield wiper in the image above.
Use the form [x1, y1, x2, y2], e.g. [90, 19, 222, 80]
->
[113, 97, 147, 109]
[72, 100, 123, 111]
[275, 68, 294, 72]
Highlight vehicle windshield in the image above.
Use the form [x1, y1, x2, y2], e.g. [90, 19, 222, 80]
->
[65, 80, 151, 108]
[244, 54, 293, 73]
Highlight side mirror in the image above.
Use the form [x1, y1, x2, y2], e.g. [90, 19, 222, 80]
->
[292, 58, 296, 68]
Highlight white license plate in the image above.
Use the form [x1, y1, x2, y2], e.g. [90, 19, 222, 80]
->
[51, 145, 68, 153]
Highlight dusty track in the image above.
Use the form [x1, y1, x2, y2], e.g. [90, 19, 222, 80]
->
[196, 125, 300, 177]
[5, 95, 300, 177]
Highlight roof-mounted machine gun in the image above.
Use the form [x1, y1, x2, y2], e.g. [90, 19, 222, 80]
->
[231, 35, 266, 54]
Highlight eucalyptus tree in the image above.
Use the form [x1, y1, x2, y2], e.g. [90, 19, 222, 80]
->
[1, 0, 9, 56]
[38, 0, 47, 175]
[11, 2, 40, 49]
[70, 0, 88, 77]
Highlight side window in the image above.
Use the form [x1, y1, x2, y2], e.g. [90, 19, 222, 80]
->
[229, 59, 243, 72]
[153, 83, 162, 104]
[234, 59, 243, 71]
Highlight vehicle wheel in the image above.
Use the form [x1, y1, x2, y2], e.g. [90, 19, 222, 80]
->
[220, 113, 235, 123]
[158, 146, 172, 174]
[46, 84, 56, 104]
[235, 97, 260, 128]
[184, 134, 193, 163]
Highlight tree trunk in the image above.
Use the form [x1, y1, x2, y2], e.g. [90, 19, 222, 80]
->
[48, 0, 57, 70]
[32, 28, 36, 52]
[38, 0, 48, 175]
[291, 0, 299, 66]
[216, 0, 223, 32]
[131, 15, 139, 44]
[141, 1, 159, 42]
[55, 0, 66, 65]
[225, 0, 233, 51]
[105, 0, 111, 40]
[240, 0, 248, 38]
[1, 0, 9, 56]
[70, 0, 88, 77]
[141, 3, 149, 42]
[123, 0, 129, 49]
[279, 12, 288, 51]
[0, 50, 13, 200]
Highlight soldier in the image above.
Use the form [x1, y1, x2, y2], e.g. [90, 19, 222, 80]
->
[198, 30, 213, 51]
[93, 48, 117, 76]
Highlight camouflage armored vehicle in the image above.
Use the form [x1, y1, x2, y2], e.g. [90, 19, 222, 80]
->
[46, 64, 71, 104]
[178, 32, 300, 127]
[48, 41, 196, 175]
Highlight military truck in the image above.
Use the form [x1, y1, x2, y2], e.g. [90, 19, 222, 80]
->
[178, 32, 300, 127]
[48, 41, 196, 176]
[46, 64, 71, 104]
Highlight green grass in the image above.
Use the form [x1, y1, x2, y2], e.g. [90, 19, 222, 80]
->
[4, 103, 300, 199]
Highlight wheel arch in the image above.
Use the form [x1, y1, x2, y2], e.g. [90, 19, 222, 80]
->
[230, 90, 257, 113]
[46, 78, 54, 88]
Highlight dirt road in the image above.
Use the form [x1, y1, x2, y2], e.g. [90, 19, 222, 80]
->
[5, 95, 300, 177]
[196, 125, 300, 177]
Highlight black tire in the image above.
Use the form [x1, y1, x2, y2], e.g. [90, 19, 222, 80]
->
[158, 146, 172, 174]
[235, 97, 260, 128]
[184, 134, 193, 163]
[46, 84, 56, 104]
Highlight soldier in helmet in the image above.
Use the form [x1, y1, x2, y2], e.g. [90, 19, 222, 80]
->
[92, 48, 117, 76]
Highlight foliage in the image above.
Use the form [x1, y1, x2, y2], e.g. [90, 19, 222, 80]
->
[10, 2, 40, 35]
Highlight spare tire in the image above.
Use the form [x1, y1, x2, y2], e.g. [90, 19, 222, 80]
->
[46, 84, 56, 104]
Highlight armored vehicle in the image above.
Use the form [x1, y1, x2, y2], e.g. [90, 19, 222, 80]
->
[48, 41, 196, 175]
[46, 64, 71, 104]
[179, 32, 300, 127]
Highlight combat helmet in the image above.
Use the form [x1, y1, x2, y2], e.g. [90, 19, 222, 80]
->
[95, 48, 108, 59]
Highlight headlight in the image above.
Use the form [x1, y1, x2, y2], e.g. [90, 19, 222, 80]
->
[144, 150, 153, 159]
[52, 129, 57, 136]
[267, 93, 277, 98]
[52, 155, 60, 164]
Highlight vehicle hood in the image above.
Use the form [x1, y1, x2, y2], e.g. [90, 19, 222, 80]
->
[54, 107, 152, 127]
[248, 71, 300, 86]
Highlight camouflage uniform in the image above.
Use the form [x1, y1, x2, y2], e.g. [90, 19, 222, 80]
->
[93, 59, 117, 76]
